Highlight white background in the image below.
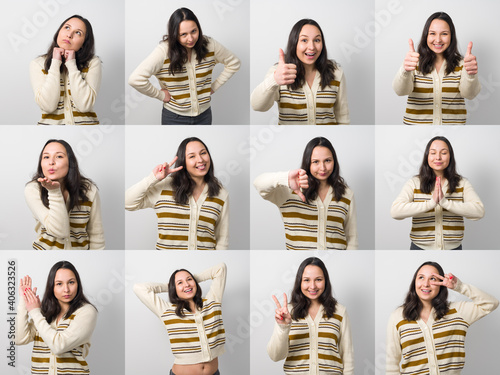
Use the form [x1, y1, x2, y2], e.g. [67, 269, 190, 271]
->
[124, 125, 250, 249]
[0, 125, 125, 250]
[375, 0, 500, 124]
[250, 0, 375, 125]
[0, 0, 126, 125]
[125, 0, 250, 125]
[125, 250, 250, 375]
[250, 125, 375, 250]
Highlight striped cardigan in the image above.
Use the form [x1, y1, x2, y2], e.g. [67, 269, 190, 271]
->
[267, 303, 354, 375]
[391, 177, 484, 250]
[251, 65, 349, 125]
[393, 61, 480, 125]
[386, 279, 498, 375]
[16, 301, 97, 375]
[125, 173, 229, 250]
[25, 181, 105, 250]
[128, 37, 240, 117]
[30, 56, 101, 125]
[254, 172, 357, 250]
[134, 263, 227, 365]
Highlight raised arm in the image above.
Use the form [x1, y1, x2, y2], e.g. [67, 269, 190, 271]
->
[267, 294, 291, 361]
[66, 56, 101, 112]
[29, 57, 62, 113]
[15, 276, 37, 345]
[251, 65, 281, 112]
[133, 282, 171, 317]
[391, 178, 437, 220]
[459, 45, 481, 99]
[194, 263, 227, 302]
[211, 38, 241, 93]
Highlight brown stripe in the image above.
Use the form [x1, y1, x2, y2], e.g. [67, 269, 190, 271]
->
[289, 333, 310, 340]
[158, 234, 189, 241]
[401, 336, 425, 349]
[401, 358, 429, 369]
[442, 109, 467, 115]
[206, 197, 225, 206]
[39, 237, 65, 249]
[406, 108, 433, 115]
[41, 113, 65, 120]
[412, 87, 434, 93]
[442, 87, 460, 93]
[73, 111, 98, 118]
[279, 103, 308, 110]
[156, 212, 190, 220]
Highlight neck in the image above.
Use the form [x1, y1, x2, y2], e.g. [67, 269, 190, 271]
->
[59, 302, 70, 316]
[304, 63, 316, 75]
[192, 176, 205, 188]
[435, 53, 445, 65]
[318, 180, 329, 190]
[434, 170, 444, 178]
[309, 299, 321, 309]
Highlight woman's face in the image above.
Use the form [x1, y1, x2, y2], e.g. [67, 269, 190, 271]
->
[427, 140, 450, 174]
[300, 265, 325, 301]
[414, 265, 440, 303]
[310, 146, 334, 182]
[53, 268, 78, 306]
[185, 141, 211, 179]
[426, 19, 451, 56]
[174, 271, 197, 301]
[295, 24, 323, 66]
[41, 142, 69, 182]
[178, 20, 199, 51]
[56, 17, 86, 52]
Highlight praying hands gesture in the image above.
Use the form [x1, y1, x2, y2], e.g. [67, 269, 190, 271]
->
[432, 176, 444, 204]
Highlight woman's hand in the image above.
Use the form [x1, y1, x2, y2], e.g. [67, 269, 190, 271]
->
[153, 156, 183, 181]
[19, 275, 33, 298]
[274, 48, 297, 86]
[38, 177, 61, 191]
[404, 39, 419, 72]
[64, 50, 76, 61]
[464, 42, 478, 75]
[288, 169, 308, 202]
[24, 287, 41, 312]
[52, 47, 65, 61]
[272, 293, 291, 325]
[161, 89, 172, 103]
[432, 176, 444, 203]
[431, 272, 458, 290]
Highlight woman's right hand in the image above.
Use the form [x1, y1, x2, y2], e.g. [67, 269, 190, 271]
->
[272, 293, 291, 325]
[161, 89, 172, 103]
[38, 177, 60, 191]
[404, 39, 419, 72]
[288, 169, 309, 202]
[19, 275, 34, 298]
[432, 176, 444, 203]
[52, 47, 65, 61]
[153, 156, 183, 181]
[274, 48, 297, 86]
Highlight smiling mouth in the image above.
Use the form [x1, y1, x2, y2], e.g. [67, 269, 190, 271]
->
[184, 288, 193, 293]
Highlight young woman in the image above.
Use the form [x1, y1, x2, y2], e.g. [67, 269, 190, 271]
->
[128, 7, 240, 125]
[393, 12, 480, 125]
[268, 257, 354, 374]
[386, 261, 498, 374]
[25, 139, 105, 250]
[254, 137, 357, 250]
[16, 261, 98, 374]
[391, 136, 484, 250]
[30, 15, 101, 125]
[125, 137, 229, 250]
[251, 19, 349, 125]
[134, 262, 226, 375]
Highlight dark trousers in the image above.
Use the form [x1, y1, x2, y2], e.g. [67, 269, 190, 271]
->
[162, 107, 212, 125]
[169, 370, 219, 375]
[410, 242, 462, 250]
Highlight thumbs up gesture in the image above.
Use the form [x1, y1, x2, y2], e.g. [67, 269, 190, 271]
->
[464, 42, 478, 75]
[404, 39, 420, 72]
[274, 48, 297, 85]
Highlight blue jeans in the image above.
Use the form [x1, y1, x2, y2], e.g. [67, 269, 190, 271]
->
[410, 242, 462, 250]
[169, 371, 219, 375]
[162, 107, 212, 125]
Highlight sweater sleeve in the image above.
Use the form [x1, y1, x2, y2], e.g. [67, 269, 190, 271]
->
[25, 182, 70, 239]
[128, 43, 168, 102]
[453, 279, 499, 325]
[250, 65, 280, 112]
[30, 57, 62, 113]
[333, 69, 350, 125]
[195, 263, 227, 303]
[267, 321, 291, 362]
[253, 171, 292, 207]
[28, 304, 97, 356]
[459, 64, 481, 100]
[66, 57, 101, 112]
[215, 193, 229, 250]
[125, 173, 162, 211]
[391, 178, 438, 220]
[211, 38, 240, 93]
[87, 187, 105, 250]
[345, 192, 358, 250]
[338, 307, 354, 375]
[439, 179, 484, 220]
[386, 309, 403, 375]
[15, 299, 36, 345]
[133, 282, 171, 317]
[392, 65, 415, 96]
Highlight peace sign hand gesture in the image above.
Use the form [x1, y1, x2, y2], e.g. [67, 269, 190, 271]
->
[272, 293, 292, 325]
[430, 272, 458, 290]
[288, 169, 309, 202]
[153, 156, 183, 181]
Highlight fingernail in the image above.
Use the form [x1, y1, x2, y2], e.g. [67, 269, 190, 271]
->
[449, 276, 453, 280]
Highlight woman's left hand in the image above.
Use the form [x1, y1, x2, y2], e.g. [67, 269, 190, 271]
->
[23, 286, 41, 312]
[64, 50, 76, 61]
[464, 42, 478, 75]
[432, 176, 444, 203]
[431, 272, 457, 289]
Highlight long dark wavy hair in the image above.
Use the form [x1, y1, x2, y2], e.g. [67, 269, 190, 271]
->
[162, 7, 209, 75]
[284, 19, 336, 91]
[417, 12, 461, 75]
[171, 137, 221, 205]
[43, 15, 96, 73]
[41, 261, 96, 324]
[29, 139, 94, 211]
[300, 137, 347, 203]
[290, 257, 337, 320]
[418, 136, 462, 194]
[168, 269, 203, 317]
[402, 261, 449, 321]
